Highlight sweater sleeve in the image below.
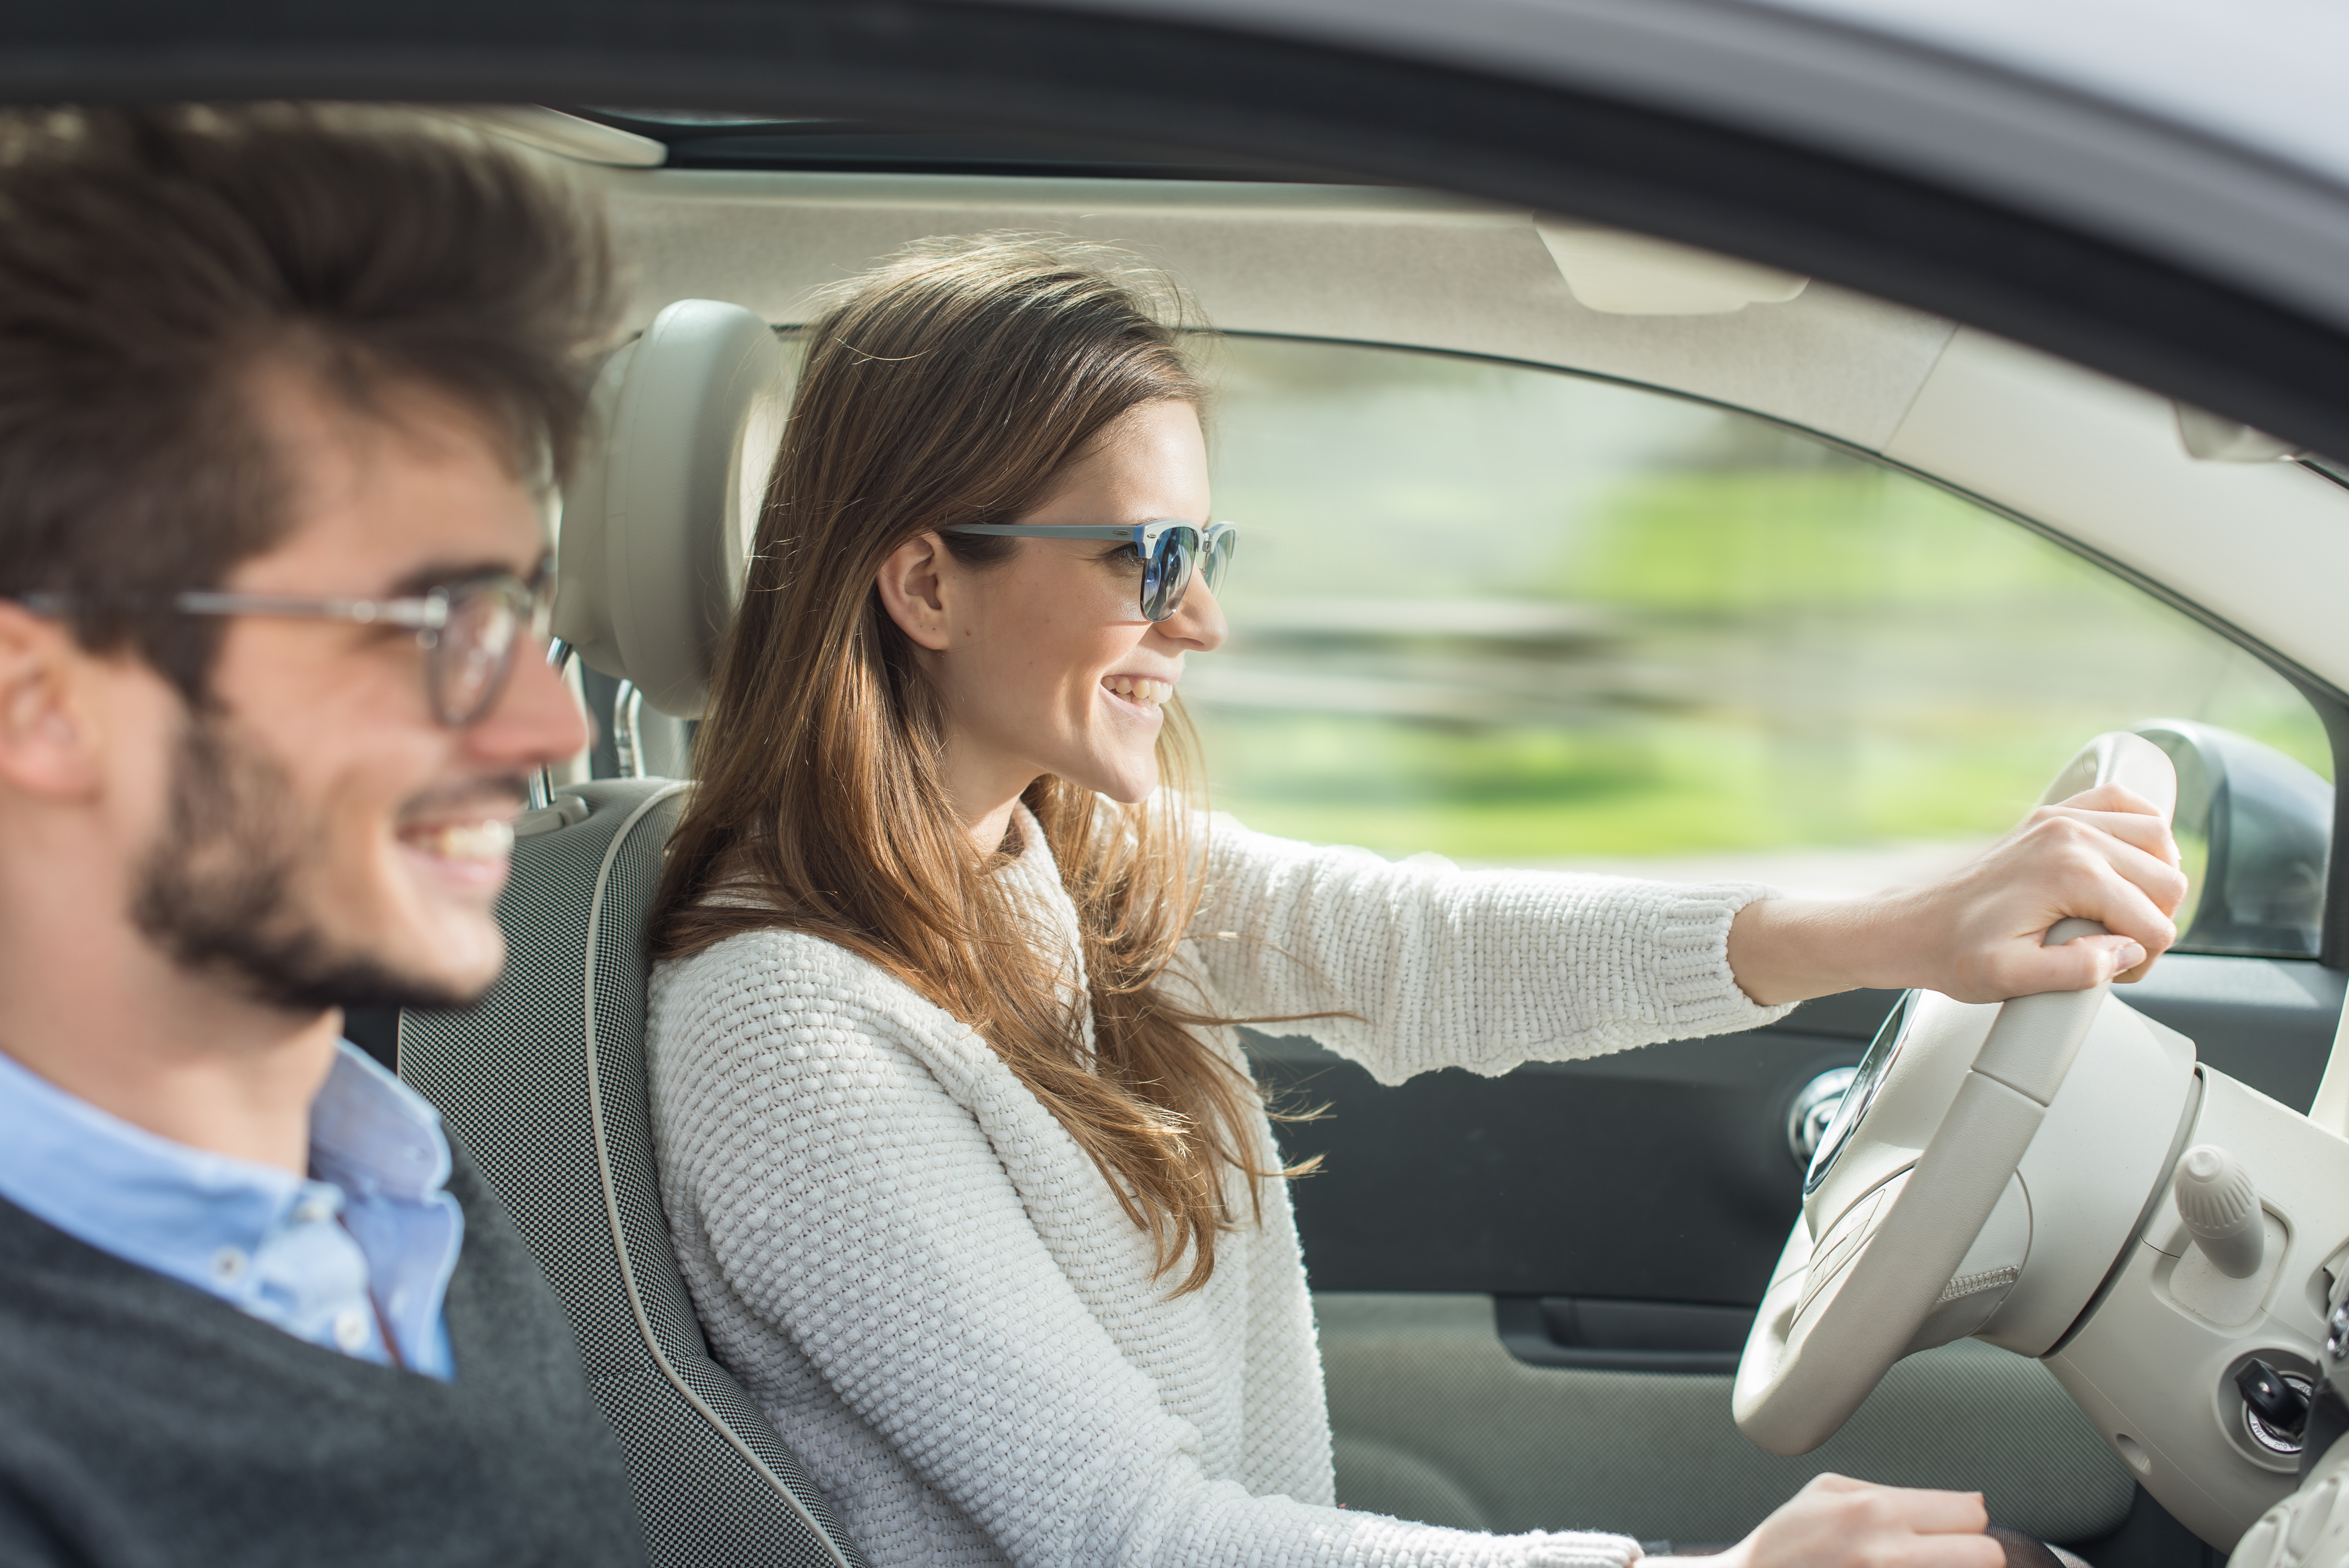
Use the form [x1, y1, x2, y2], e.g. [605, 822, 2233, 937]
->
[1186, 812, 1796, 1085]
[650, 940, 1643, 1568]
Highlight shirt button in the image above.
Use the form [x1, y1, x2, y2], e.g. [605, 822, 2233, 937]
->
[292, 1196, 333, 1225]
[332, 1307, 371, 1352]
[210, 1247, 248, 1282]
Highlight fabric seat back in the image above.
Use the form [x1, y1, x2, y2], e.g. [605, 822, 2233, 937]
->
[401, 779, 864, 1568]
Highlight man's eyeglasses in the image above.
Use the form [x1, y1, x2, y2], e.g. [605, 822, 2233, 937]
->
[942, 520, 1238, 623]
[17, 565, 555, 729]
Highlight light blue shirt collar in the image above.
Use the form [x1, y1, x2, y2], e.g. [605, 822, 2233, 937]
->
[0, 1040, 462, 1379]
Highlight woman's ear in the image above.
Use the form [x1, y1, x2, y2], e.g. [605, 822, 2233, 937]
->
[874, 534, 955, 653]
[0, 605, 100, 800]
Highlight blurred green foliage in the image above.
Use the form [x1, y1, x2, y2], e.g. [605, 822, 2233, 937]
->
[1190, 337, 2330, 872]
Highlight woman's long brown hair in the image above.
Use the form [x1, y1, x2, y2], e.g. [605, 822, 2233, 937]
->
[649, 236, 1311, 1294]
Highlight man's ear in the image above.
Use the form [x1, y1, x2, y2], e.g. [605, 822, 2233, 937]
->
[874, 534, 955, 653]
[0, 605, 101, 800]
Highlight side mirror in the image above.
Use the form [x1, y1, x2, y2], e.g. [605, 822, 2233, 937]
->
[2134, 720, 2333, 957]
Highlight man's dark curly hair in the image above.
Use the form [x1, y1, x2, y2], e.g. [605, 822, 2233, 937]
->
[0, 104, 617, 700]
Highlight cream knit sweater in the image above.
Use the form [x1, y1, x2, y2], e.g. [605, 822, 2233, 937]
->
[647, 809, 1790, 1568]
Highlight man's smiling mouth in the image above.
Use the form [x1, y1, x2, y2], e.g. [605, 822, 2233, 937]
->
[396, 819, 517, 864]
[394, 778, 530, 874]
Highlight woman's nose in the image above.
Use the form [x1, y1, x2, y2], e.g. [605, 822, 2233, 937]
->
[1162, 576, 1227, 652]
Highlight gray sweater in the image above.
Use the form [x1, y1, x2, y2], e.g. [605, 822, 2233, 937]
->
[0, 1139, 645, 1567]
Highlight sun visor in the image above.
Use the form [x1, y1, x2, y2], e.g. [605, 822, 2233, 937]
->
[2174, 402, 2305, 462]
[1537, 220, 1808, 316]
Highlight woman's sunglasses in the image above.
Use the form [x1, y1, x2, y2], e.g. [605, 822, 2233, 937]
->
[943, 520, 1238, 622]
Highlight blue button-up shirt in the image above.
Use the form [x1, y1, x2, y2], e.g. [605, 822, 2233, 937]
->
[0, 1041, 463, 1379]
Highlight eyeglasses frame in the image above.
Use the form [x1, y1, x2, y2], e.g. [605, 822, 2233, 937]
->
[941, 519, 1238, 622]
[13, 561, 556, 729]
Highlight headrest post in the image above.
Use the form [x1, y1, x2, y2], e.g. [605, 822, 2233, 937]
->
[612, 679, 647, 780]
[527, 638, 576, 811]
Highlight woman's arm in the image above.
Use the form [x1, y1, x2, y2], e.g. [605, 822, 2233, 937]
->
[1185, 782, 2183, 1084]
[650, 935, 1641, 1568]
[1186, 813, 1789, 1085]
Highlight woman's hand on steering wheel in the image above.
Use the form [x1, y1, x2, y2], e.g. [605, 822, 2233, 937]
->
[1697, 1474, 2005, 1568]
[1726, 781, 2187, 1007]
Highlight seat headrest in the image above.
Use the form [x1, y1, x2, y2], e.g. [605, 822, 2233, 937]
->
[554, 299, 788, 719]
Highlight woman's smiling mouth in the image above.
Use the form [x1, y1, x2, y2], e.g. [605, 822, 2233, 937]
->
[1102, 675, 1173, 710]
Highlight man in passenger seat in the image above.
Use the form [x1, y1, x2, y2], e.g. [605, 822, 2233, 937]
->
[0, 106, 644, 1567]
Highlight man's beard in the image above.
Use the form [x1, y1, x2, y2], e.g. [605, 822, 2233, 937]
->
[129, 711, 501, 1015]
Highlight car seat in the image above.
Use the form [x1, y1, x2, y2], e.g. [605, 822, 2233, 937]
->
[396, 302, 867, 1568]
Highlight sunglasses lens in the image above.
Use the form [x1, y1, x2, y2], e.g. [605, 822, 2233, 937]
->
[1140, 528, 1199, 621]
[1202, 529, 1236, 595]
[430, 580, 527, 725]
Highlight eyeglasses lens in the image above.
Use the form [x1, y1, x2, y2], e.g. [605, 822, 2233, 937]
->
[428, 580, 526, 726]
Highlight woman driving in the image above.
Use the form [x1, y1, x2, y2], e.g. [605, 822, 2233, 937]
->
[645, 237, 2184, 1568]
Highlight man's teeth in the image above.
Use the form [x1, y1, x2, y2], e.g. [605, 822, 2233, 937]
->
[405, 820, 517, 863]
[1103, 676, 1173, 708]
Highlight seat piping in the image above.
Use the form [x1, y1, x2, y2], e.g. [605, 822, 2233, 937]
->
[577, 783, 857, 1568]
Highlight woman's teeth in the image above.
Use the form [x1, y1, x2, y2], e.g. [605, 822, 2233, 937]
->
[1103, 676, 1172, 708]
[402, 819, 517, 863]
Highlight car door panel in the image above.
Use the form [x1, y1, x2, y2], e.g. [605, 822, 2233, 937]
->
[1315, 1293, 2135, 1546]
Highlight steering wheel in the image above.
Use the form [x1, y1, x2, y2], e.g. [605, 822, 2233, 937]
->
[1732, 731, 2178, 1455]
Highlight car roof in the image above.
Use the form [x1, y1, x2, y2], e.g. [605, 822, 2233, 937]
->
[1092, 0, 2349, 180]
[1050, 0, 2349, 341]
[1760, 0, 2349, 184]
